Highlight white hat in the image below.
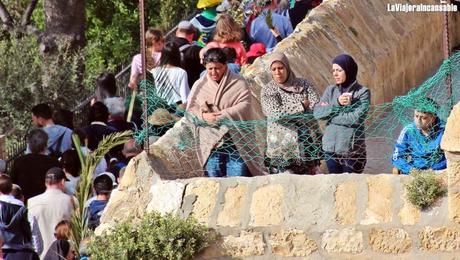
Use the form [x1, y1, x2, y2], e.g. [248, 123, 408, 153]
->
[94, 172, 117, 187]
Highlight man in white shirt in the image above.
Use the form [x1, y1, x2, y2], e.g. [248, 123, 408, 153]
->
[28, 167, 75, 258]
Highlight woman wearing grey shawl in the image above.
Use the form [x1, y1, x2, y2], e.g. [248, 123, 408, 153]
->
[261, 52, 322, 175]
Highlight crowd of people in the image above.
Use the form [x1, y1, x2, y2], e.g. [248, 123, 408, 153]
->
[0, 0, 449, 258]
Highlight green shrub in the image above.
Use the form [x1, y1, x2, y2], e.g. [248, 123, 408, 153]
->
[88, 213, 215, 260]
[405, 170, 447, 209]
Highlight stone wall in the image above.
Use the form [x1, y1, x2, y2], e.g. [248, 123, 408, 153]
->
[243, 0, 460, 105]
[100, 159, 457, 259]
[97, 101, 460, 258]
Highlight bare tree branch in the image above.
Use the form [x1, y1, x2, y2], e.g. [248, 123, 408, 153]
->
[21, 0, 39, 27]
[0, 0, 14, 29]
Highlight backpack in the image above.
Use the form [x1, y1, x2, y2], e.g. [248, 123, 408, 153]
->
[179, 43, 192, 67]
[48, 132, 65, 158]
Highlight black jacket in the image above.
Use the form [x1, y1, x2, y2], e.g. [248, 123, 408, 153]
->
[172, 37, 205, 89]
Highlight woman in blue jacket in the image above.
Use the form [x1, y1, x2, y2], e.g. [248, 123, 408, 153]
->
[314, 54, 370, 173]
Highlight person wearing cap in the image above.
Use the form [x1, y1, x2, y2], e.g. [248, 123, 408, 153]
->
[28, 167, 75, 258]
[392, 98, 446, 174]
[249, 0, 293, 51]
[87, 175, 114, 230]
[246, 43, 267, 64]
[173, 20, 205, 89]
[314, 54, 370, 174]
[190, 0, 222, 47]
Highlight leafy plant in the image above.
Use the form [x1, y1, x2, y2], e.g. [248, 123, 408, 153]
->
[88, 213, 215, 260]
[69, 131, 132, 258]
[405, 170, 447, 209]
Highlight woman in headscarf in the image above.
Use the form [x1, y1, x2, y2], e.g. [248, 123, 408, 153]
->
[313, 54, 370, 174]
[186, 48, 266, 177]
[261, 52, 322, 174]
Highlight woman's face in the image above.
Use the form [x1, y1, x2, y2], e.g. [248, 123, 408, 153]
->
[152, 40, 164, 52]
[332, 64, 346, 85]
[270, 61, 289, 84]
[206, 62, 227, 82]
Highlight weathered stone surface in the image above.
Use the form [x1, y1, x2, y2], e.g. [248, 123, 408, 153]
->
[335, 181, 357, 225]
[146, 181, 185, 215]
[283, 175, 336, 229]
[269, 230, 317, 257]
[420, 227, 460, 252]
[398, 190, 421, 225]
[250, 184, 284, 226]
[217, 185, 247, 227]
[441, 102, 460, 153]
[369, 228, 412, 254]
[321, 229, 363, 254]
[447, 160, 460, 187]
[361, 175, 393, 225]
[222, 231, 265, 257]
[184, 179, 220, 224]
[448, 192, 460, 224]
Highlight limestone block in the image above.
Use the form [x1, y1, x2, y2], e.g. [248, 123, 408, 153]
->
[217, 185, 247, 227]
[335, 181, 357, 225]
[146, 180, 185, 215]
[448, 192, 460, 224]
[361, 175, 393, 225]
[398, 190, 421, 225]
[184, 179, 220, 224]
[420, 227, 460, 252]
[321, 228, 364, 254]
[222, 231, 265, 257]
[447, 160, 460, 188]
[269, 230, 317, 257]
[369, 228, 412, 254]
[441, 102, 460, 153]
[249, 184, 284, 226]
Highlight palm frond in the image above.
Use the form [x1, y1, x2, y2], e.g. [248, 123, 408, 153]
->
[69, 130, 133, 258]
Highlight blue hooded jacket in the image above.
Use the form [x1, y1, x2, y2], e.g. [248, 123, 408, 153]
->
[392, 118, 446, 174]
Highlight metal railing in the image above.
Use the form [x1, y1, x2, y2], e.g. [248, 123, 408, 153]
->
[4, 10, 199, 172]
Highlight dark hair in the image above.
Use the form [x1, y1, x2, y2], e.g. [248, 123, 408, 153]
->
[11, 184, 23, 201]
[60, 149, 81, 177]
[32, 103, 52, 119]
[416, 97, 440, 115]
[222, 47, 237, 63]
[53, 109, 74, 130]
[159, 42, 181, 67]
[0, 174, 12, 194]
[177, 27, 195, 36]
[93, 175, 113, 196]
[28, 128, 48, 154]
[88, 102, 109, 123]
[96, 73, 117, 99]
[203, 48, 227, 65]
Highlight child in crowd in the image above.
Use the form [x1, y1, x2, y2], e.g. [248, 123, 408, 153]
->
[87, 174, 114, 230]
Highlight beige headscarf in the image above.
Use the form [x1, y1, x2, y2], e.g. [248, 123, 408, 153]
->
[268, 52, 303, 93]
[186, 68, 267, 176]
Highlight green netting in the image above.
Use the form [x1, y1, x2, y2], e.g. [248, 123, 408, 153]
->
[133, 52, 460, 176]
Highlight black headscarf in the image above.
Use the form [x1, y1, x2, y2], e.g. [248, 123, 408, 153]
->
[332, 54, 358, 89]
[44, 239, 71, 260]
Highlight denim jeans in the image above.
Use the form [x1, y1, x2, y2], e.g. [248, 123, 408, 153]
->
[205, 142, 249, 177]
[325, 152, 366, 174]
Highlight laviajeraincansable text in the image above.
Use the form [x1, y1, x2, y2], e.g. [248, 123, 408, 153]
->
[387, 3, 458, 12]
